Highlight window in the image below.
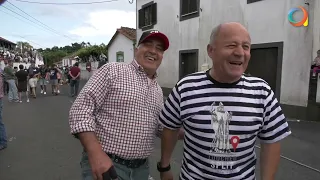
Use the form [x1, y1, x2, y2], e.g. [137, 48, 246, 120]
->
[116, 51, 124, 62]
[180, 0, 200, 21]
[138, 2, 157, 31]
[247, 0, 264, 3]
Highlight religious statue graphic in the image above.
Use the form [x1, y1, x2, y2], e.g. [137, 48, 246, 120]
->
[209, 102, 232, 154]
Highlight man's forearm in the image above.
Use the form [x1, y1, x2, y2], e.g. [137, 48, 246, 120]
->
[160, 127, 179, 166]
[78, 132, 103, 155]
[260, 142, 281, 180]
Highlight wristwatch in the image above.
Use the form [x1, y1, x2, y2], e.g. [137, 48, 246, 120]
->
[157, 162, 171, 172]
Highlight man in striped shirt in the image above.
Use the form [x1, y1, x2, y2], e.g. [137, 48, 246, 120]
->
[158, 22, 291, 180]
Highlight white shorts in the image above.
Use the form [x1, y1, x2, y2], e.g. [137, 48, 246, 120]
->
[29, 78, 38, 88]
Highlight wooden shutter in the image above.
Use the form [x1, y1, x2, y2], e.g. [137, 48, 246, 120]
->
[151, 3, 157, 25]
[138, 9, 144, 28]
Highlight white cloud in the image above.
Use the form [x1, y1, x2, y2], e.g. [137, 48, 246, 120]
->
[69, 10, 136, 37]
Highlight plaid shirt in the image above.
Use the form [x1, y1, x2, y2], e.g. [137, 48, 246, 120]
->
[69, 60, 164, 159]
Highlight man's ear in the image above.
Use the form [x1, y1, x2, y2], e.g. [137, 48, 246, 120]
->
[207, 44, 213, 59]
[134, 46, 139, 56]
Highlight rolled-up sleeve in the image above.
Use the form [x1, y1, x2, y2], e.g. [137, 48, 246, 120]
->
[69, 64, 113, 135]
[258, 89, 291, 143]
[159, 84, 182, 130]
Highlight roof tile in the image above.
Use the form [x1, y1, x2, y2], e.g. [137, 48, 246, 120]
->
[118, 27, 136, 41]
[0, 37, 16, 45]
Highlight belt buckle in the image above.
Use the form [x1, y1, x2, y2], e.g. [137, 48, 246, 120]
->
[128, 160, 133, 168]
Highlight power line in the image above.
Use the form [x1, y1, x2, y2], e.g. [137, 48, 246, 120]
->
[1, 5, 66, 39]
[14, 0, 118, 5]
[17, 35, 45, 48]
[0, 8, 61, 44]
[0, 8, 34, 26]
[0, 5, 57, 35]
[6, 0, 75, 41]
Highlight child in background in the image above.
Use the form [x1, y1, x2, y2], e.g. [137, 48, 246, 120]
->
[312, 50, 320, 77]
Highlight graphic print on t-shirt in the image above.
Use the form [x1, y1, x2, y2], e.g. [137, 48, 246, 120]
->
[208, 102, 240, 171]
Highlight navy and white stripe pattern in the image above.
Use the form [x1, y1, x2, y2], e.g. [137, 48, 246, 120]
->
[159, 70, 291, 180]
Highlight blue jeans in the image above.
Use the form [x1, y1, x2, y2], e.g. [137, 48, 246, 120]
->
[6, 79, 18, 101]
[70, 79, 80, 96]
[0, 98, 7, 147]
[80, 152, 150, 180]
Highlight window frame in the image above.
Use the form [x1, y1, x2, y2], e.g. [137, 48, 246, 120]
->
[116, 51, 124, 62]
[180, 0, 200, 22]
[247, 0, 264, 4]
[138, 1, 157, 31]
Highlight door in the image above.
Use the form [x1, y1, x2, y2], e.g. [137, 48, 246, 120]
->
[246, 47, 278, 92]
[179, 49, 199, 79]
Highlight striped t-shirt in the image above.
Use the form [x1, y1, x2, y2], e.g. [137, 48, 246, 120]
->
[159, 70, 291, 180]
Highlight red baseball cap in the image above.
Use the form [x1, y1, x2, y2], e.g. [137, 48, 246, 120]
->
[138, 30, 169, 51]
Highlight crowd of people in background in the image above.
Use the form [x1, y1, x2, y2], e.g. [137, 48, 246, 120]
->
[0, 53, 81, 151]
[0, 57, 81, 103]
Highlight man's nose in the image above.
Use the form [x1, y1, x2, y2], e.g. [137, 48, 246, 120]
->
[148, 46, 157, 54]
[233, 46, 245, 57]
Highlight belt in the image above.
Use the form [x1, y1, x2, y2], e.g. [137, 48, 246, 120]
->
[106, 153, 147, 169]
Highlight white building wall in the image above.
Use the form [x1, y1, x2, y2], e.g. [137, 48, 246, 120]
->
[108, 34, 134, 63]
[136, 0, 319, 107]
[13, 62, 30, 69]
[79, 61, 99, 80]
[62, 58, 77, 67]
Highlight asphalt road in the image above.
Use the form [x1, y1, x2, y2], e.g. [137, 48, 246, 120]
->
[0, 82, 320, 180]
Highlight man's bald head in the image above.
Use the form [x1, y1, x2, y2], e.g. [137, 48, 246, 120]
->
[209, 22, 250, 45]
[207, 22, 252, 83]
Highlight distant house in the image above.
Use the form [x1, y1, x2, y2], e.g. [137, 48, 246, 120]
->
[0, 36, 16, 51]
[62, 54, 78, 67]
[107, 27, 136, 63]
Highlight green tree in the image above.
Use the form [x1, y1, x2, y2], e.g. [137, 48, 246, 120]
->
[15, 41, 33, 53]
[38, 42, 107, 65]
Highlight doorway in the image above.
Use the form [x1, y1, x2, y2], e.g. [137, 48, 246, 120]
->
[245, 42, 283, 99]
[179, 49, 199, 79]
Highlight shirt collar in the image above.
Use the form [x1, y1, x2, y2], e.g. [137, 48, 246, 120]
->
[131, 59, 158, 79]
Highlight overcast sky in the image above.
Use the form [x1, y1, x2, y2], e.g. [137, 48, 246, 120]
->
[0, 0, 136, 49]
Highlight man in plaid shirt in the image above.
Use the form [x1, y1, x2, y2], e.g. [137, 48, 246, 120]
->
[69, 30, 178, 180]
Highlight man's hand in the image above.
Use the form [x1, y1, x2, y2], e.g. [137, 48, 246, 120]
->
[177, 128, 185, 140]
[88, 150, 115, 180]
[78, 132, 117, 180]
[160, 171, 173, 180]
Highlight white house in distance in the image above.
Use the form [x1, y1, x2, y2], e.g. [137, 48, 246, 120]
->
[107, 27, 136, 63]
[136, 0, 320, 121]
[61, 56, 77, 67]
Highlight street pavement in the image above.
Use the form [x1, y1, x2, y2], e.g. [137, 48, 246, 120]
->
[0, 82, 320, 180]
